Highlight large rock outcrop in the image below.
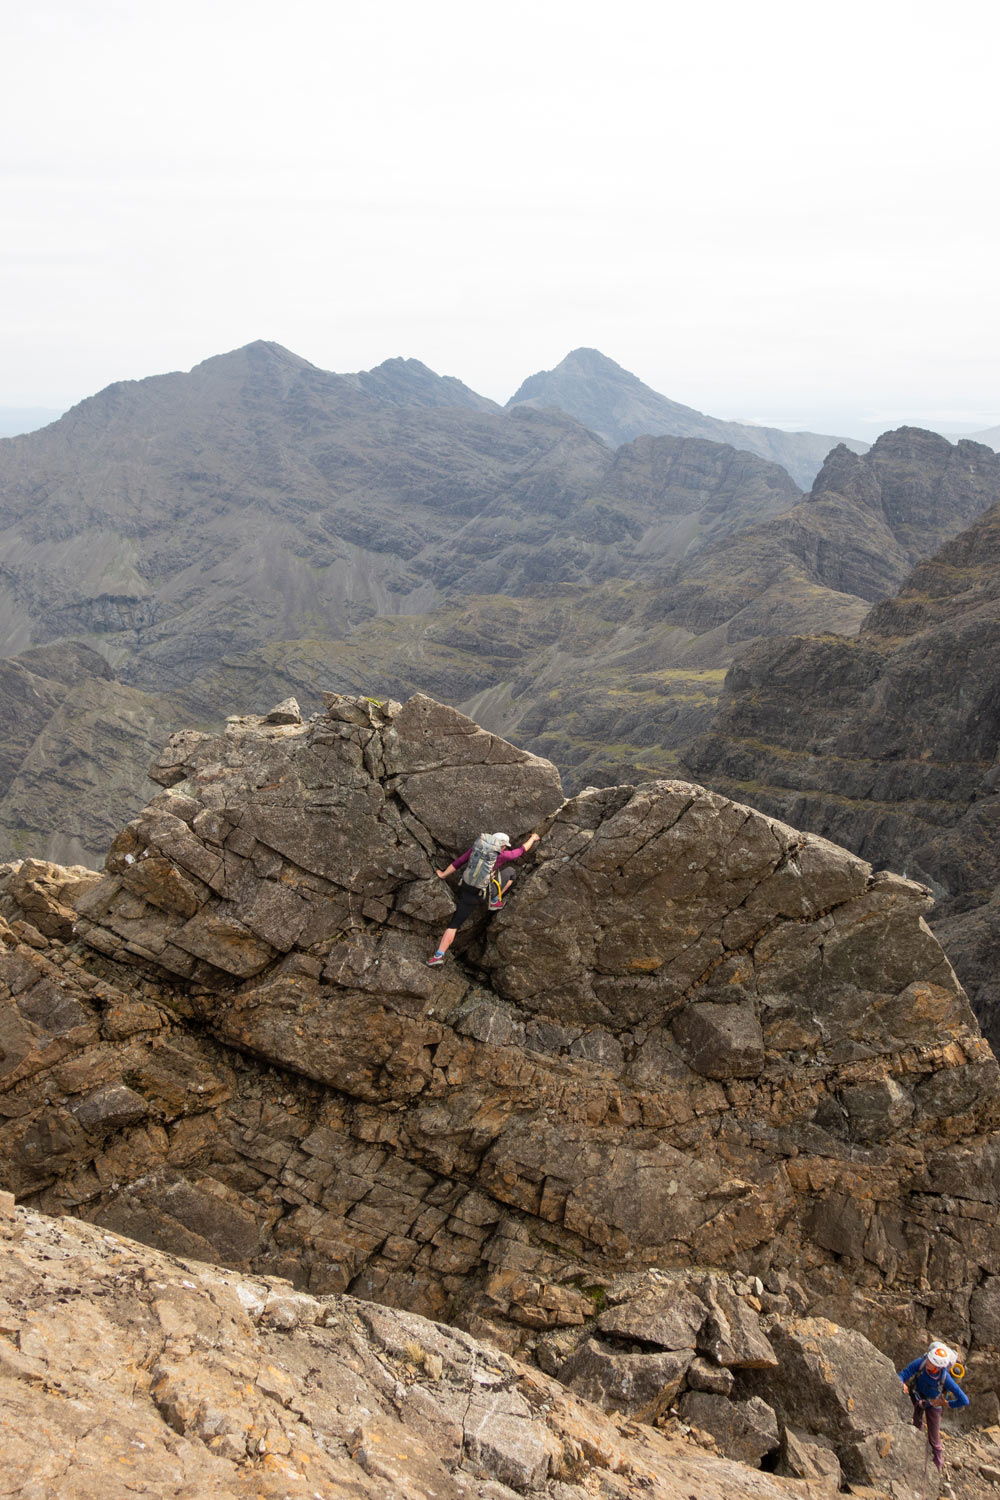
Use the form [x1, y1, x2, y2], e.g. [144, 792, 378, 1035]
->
[0, 688, 997, 1416]
[9, 690, 1000, 1492]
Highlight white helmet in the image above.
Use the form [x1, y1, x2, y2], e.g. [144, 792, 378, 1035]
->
[926, 1342, 958, 1371]
[493, 833, 511, 848]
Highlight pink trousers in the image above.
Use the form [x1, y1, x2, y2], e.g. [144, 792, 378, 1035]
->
[911, 1396, 943, 1470]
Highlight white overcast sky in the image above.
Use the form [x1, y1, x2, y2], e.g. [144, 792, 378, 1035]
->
[3, 0, 999, 437]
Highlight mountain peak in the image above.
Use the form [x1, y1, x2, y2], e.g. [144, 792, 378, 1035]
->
[192, 340, 324, 378]
[809, 425, 1000, 559]
[371, 355, 437, 376]
[509, 348, 653, 409]
[868, 425, 956, 458]
[349, 357, 497, 413]
[508, 352, 867, 488]
[559, 347, 635, 376]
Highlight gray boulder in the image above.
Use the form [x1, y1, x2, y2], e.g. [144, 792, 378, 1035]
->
[262, 697, 302, 725]
[776, 1427, 841, 1491]
[557, 1337, 690, 1419]
[679, 1391, 779, 1466]
[383, 694, 564, 852]
[698, 1284, 777, 1370]
[672, 1002, 765, 1079]
[740, 1316, 923, 1484]
[686, 1357, 735, 1396]
[742, 1316, 901, 1443]
[596, 1287, 706, 1350]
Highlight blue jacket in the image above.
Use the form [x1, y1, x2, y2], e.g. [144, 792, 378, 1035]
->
[899, 1357, 969, 1408]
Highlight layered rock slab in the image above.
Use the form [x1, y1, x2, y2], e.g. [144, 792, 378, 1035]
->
[2, 692, 1000, 1407]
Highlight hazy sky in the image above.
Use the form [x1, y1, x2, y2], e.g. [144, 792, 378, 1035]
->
[4, 0, 999, 437]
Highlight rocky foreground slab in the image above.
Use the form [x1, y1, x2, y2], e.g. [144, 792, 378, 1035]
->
[1, 1194, 811, 1500]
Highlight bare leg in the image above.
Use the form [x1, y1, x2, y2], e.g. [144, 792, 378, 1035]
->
[434, 925, 458, 956]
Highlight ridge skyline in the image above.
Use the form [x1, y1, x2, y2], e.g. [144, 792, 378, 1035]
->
[4, 339, 998, 450]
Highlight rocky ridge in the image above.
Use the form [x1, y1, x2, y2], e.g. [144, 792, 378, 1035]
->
[0, 340, 802, 679]
[4, 694, 1000, 1492]
[15, 1191, 1000, 1498]
[653, 428, 1000, 642]
[0, 340, 811, 856]
[688, 489, 1000, 1049]
[2, 347, 1000, 866]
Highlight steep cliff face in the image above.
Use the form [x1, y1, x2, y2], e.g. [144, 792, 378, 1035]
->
[2, 691, 999, 1433]
[807, 428, 1000, 579]
[0, 640, 180, 864]
[688, 495, 1000, 1046]
[655, 428, 1000, 642]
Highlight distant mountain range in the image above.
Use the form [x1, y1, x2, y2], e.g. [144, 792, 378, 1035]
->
[507, 348, 868, 487]
[0, 339, 997, 867]
[6, 360, 999, 462]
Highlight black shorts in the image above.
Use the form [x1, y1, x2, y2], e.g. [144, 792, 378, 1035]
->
[452, 882, 485, 928]
[451, 868, 514, 927]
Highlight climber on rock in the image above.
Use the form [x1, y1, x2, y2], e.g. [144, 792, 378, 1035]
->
[898, 1342, 969, 1472]
[426, 829, 541, 965]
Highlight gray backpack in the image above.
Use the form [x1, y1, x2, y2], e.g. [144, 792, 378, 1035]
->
[461, 833, 508, 893]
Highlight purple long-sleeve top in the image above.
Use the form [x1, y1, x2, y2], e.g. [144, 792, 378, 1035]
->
[452, 844, 527, 871]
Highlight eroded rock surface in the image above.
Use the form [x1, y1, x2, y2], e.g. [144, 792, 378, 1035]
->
[2, 693, 1000, 1471]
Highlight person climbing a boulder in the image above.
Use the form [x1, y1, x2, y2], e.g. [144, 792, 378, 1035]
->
[898, 1342, 969, 1473]
[426, 829, 541, 965]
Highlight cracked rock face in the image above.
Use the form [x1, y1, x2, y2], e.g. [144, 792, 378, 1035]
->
[3, 692, 1000, 1427]
[77, 691, 562, 982]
